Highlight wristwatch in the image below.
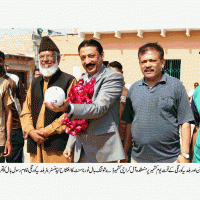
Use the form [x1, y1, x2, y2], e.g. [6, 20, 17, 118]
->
[180, 153, 190, 159]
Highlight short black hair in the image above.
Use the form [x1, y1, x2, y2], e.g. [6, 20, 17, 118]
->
[0, 51, 5, 60]
[138, 42, 164, 60]
[34, 68, 40, 72]
[78, 39, 103, 54]
[108, 61, 123, 71]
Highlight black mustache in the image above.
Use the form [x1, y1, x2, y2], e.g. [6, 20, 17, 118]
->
[144, 68, 154, 72]
[86, 63, 95, 68]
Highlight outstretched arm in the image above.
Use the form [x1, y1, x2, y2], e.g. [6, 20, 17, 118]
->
[45, 71, 124, 121]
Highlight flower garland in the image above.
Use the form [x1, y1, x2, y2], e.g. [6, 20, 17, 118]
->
[61, 77, 96, 136]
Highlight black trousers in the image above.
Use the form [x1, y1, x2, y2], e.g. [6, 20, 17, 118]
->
[0, 146, 5, 163]
[5, 129, 24, 163]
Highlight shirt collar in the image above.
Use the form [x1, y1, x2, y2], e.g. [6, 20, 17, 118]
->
[85, 64, 103, 82]
[139, 71, 167, 86]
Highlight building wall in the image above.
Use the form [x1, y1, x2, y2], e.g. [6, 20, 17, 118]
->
[5, 55, 35, 90]
[50, 35, 84, 78]
[83, 30, 200, 93]
[0, 32, 35, 90]
[1, 30, 199, 92]
[0, 33, 34, 56]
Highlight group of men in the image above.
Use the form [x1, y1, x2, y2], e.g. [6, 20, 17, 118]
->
[0, 35, 199, 163]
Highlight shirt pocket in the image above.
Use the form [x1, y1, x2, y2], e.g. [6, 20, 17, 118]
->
[158, 96, 174, 112]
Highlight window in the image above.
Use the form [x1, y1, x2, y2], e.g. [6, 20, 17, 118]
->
[164, 59, 181, 80]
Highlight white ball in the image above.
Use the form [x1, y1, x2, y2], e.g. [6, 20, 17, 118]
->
[44, 86, 66, 106]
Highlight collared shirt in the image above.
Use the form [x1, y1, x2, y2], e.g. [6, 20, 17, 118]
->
[84, 64, 103, 83]
[0, 77, 13, 146]
[121, 72, 194, 163]
[4, 73, 26, 129]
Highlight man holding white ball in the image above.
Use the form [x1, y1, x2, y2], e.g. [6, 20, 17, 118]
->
[20, 36, 76, 163]
[45, 39, 125, 163]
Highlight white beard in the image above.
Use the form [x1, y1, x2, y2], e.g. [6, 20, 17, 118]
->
[39, 62, 59, 77]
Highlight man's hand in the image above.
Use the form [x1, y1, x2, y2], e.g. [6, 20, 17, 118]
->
[4, 141, 12, 157]
[29, 130, 48, 144]
[38, 128, 49, 138]
[176, 154, 190, 163]
[63, 147, 72, 158]
[44, 100, 69, 113]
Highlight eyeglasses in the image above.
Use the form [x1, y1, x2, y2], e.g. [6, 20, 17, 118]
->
[39, 54, 55, 60]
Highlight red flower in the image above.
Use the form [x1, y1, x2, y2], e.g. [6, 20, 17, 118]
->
[67, 99, 73, 104]
[70, 120, 78, 127]
[65, 127, 72, 135]
[90, 78, 96, 84]
[70, 131, 77, 136]
[81, 120, 88, 131]
[77, 79, 84, 86]
[75, 126, 83, 133]
[85, 96, 92, 104]
[61, 118, 69, 124]
[62, 77, 96, 136]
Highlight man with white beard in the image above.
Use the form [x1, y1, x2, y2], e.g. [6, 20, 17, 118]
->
[20, 36, 76, 163]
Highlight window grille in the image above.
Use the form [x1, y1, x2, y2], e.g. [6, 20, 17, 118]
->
[164, 59, 181, 80]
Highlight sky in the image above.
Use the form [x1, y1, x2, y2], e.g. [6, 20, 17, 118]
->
[0, 0, 199, 30]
